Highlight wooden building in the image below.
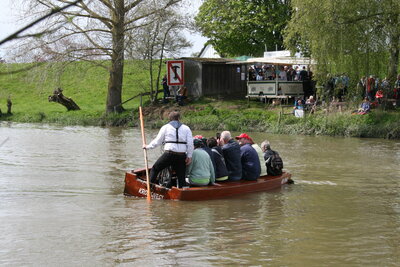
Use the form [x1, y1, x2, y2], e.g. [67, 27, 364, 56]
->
[181, 58, 247, 99]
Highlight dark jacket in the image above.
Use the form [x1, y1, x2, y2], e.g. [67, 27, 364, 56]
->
[222, 139, 242, 181]
[240, 143, 261, 181]
[211, 146, 229, 179]
[263, 149, 283, 176]
[200, 146, 217, 176]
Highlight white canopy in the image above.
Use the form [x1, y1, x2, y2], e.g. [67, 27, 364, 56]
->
[245, 56, 315, 65]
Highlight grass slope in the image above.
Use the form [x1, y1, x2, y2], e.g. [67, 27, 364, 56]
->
[1, 60, 400, 139]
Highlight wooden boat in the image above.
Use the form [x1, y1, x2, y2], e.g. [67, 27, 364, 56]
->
[124, 168, 293, 201]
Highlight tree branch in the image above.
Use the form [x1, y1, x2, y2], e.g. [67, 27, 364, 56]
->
[0, 0, 82, 46]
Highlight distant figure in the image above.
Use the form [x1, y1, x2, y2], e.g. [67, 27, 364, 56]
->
[220, 131, 242, 181]
[162, 75, 170, 103]
[235, 133, 261, 181]
[186, 138, 215, 186]
[294, 99, 305, 118]
[177, 86, 187, 106]
[299, 66, 308, 81]
[375, 88, 384, 103]
[357, 97, 371, 114]
[366, 75, 375, 100]
[261, 140, 283, 176]
[305, 95, 315, 105]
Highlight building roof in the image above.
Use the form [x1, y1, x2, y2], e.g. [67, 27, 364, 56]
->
[180, 57, 237, 64]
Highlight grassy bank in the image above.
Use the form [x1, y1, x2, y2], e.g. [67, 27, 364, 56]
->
[1, 61, 400, 139]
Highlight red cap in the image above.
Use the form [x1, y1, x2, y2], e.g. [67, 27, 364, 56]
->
[193, 135, 203, 139]
[235, 133, 254, 143]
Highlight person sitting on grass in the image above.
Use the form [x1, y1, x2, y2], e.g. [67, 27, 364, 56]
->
[353, 97, 371, 115]
[186, 138, 215, 187]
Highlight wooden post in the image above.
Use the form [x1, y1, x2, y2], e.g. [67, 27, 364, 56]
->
[139, 106, 151, 201]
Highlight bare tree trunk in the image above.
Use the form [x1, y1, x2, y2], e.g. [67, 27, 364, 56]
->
[387, 32, 400, 86]
[48, 88, 80, 111]
[106, 0, 125, 113]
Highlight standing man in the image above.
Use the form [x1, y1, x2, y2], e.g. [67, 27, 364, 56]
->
[162, 74, 170, 103]
[235, 133, 261, 181]
[144, 111, 193, 188]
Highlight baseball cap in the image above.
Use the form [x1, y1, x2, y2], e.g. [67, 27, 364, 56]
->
[235, 133, 254, 143]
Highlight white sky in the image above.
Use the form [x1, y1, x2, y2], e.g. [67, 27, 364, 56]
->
[0, 0, 208, 58]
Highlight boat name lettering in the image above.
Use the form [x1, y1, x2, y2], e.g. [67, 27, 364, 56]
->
[138, 188, 164, 199]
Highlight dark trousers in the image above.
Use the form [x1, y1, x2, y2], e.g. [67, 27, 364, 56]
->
[150, 152, 187, 188]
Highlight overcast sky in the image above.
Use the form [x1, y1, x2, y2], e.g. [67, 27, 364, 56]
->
[0, 0, 208, 58]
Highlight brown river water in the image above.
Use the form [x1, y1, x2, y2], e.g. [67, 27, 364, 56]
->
[0, 122, 399, 266]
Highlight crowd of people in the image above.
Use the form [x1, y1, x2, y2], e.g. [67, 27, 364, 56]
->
[248, 64, 312, 82]
[144, 111, 284, 188]
[357, 75, 400, 102]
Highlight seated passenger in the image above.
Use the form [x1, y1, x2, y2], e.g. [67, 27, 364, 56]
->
[194, 135, 217, 175]
[251, 141, 268, 176]
[207, 137, 229, 181]
[220, 131, 242, 181]
[261, 140, 283, 176]
[186, 138, 215, 186]
[235, 133, 261, 181]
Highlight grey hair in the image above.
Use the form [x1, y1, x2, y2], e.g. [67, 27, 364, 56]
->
[220, 131, 231, 142]
[260, 140, 271, 151]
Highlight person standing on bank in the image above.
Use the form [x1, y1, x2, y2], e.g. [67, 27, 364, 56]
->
[143, 111, 193, 188]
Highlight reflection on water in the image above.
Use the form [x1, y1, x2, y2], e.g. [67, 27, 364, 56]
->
[0, 123, 399, 266]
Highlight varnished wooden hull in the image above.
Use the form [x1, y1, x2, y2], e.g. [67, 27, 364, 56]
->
[124, 169, 293, 201]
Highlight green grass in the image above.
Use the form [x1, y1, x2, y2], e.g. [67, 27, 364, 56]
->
[1, 60, 400, 139]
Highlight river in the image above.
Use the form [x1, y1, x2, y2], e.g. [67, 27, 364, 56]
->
[0, 122, 399, 266]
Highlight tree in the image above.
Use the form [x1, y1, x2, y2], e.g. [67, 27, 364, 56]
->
[285, 0, 400, 90]
[195, 0, 291, 57]
[16, 0, 182, 113]
[126, 9, 191, 103]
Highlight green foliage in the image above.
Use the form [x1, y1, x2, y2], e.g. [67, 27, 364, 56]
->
[195, 0, 291, 57]
[0, 60, 151, 124]
[285, 0, 400, 88]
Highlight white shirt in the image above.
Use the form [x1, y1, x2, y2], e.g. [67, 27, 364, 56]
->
[146, 122, 194, 158]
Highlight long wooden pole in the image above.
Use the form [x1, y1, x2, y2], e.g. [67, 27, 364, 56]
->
[139, 106, 151, 201]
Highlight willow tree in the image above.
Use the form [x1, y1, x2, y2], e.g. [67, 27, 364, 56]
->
[196, 0, 291, 57]
[285, 0, 400, 88]
[16, 0, 181, 113]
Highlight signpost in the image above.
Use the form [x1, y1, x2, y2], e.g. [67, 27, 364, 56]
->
[167, 60, 184, 86]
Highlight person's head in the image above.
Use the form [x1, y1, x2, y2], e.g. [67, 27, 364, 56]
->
[207, 137, 218, 148]
[220, 131, 231, 144]
[260, 140, 271, 152]
[193, 138, 204, 149]
[235, 133, 254, 146]
[168, 111, 180, 121]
